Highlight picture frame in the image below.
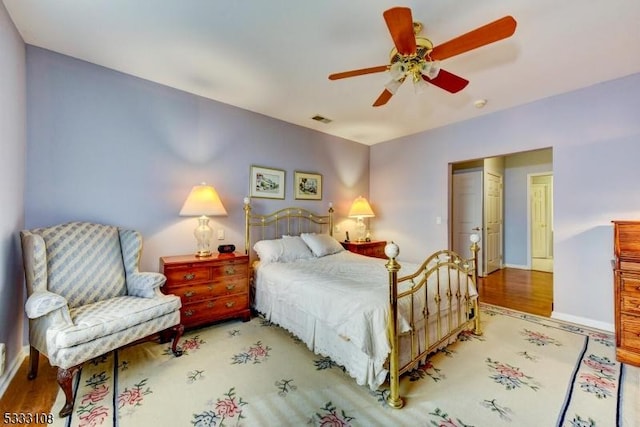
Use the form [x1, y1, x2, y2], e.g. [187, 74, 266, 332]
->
[294, 171, 322, 200]
[250, 165, 285, 199]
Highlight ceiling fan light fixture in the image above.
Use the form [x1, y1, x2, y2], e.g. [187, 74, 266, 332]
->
[389, 61, 407, 81]
[384, 79, 403, 95]
[412, 77, 430, 94]
[420, 60, 440, 79]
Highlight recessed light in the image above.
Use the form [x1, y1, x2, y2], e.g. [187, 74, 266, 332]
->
[473, 99, 487, 109]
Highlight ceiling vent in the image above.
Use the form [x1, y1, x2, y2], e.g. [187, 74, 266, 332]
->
[311, 115, 332, 124]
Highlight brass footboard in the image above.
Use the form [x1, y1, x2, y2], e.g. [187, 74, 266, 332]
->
[384, 238, 480, 409]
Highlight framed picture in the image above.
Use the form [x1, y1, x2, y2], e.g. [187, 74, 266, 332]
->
[294, 171, 322, 200]
[250, 165, 285, 199]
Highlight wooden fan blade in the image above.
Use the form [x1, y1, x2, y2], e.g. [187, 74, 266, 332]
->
[373, 89, 394, 107]
[383, 7, 417, 55]
[430, 16, 517, 61]
[423, 69, 469, 93]
[328, 65, 388, 80]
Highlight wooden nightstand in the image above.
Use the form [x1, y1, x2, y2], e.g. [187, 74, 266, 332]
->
[341, 240, 387, 259]
[160, 252, 250, 329]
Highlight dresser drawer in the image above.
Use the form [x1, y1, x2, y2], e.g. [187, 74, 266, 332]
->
[170, 278, 248, 303]
[211, 262, 248, 278]
[620, 261, 640, 271]
[181, 294, 249, 325]
[165, 266, 211, 284]
[622, 294, 640, 315]
[620, 314, 640, 351]
[620, 274, 640, 294]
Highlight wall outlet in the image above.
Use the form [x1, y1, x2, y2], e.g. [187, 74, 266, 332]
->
[217, 229, 225, 240]
[0, 343, 6, 376]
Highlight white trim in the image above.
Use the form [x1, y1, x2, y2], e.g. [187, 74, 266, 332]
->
[0, 347, 27, 398]
[551, 311, 614, 333]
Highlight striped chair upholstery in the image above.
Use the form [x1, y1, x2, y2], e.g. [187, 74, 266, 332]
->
[21, 222, 184, 417]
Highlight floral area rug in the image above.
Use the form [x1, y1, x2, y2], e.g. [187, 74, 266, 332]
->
[52, 304, 639, 427]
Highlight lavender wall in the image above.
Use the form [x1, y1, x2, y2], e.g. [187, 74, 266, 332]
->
[371, 73, 640, 329]
[0, 2, 26, 391]
[25, 47, 370, 272]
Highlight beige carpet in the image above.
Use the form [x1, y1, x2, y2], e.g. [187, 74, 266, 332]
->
[53, 304, 639, 426]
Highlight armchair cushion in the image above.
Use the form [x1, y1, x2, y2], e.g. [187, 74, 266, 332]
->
[56, 294, 180, 349]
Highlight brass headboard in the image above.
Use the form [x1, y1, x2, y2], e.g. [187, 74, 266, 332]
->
[243, 198, 334, 261]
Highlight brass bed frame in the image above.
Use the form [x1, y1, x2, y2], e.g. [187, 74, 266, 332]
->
[244, 200, 481, 409]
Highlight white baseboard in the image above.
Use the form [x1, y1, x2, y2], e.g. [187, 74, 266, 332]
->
[503, 263, 530, 270]
[0, 347, 27, 399]
[551, 311, 614, 333]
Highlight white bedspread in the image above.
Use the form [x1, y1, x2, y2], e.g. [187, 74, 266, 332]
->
[255, 251, 393, 355]
[253, 250, 477, 389]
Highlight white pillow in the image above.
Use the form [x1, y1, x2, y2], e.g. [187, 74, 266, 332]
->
[300, 233, 344, 257]
[253, 239, 284, 264]
[253, 236, 314, 264]
[281, 235, 314, 262]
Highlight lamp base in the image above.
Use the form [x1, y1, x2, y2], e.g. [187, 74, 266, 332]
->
[193, 216, 214, 258]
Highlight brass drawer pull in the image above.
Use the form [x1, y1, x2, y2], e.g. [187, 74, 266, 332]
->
[207, 301, 215, 308]
[226, 283, 236, 291]
[184, 290, 195, 298]
[225, 301, 235, 308]
[184, 309, 194, 317]
[208, 285, 214, 291]
[225, 267, 236, 275]
[183, 273, 196, 281]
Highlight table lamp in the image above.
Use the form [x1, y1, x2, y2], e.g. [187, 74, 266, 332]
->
[179, 183, 228, 257]
[348, 196, 375, 242]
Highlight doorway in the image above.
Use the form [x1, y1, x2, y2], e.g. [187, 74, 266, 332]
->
[449, 148, 554, 315]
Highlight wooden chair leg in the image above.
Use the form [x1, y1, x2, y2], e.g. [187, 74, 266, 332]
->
[27, 346, 39, 380]
[171, 324, 184, 357]
[57, 365, 81, 418]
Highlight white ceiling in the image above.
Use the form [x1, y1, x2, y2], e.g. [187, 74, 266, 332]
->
[4, 1, 640, 145]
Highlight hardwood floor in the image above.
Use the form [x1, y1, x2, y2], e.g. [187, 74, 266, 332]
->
[0, 267, 552, 421]
[0, 353, 58, 424]
[478, 267, 554, 317]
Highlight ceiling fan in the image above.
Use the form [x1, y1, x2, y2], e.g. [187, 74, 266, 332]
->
[328, 7, 517, 107]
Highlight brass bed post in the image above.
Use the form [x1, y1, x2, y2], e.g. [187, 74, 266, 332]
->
[244, 198, 251, 255]
[470, 235, 482, 335]
[328, 203, 334, 236]
[384, 242, 404, 409]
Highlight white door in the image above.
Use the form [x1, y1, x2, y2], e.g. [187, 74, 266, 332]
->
[530, 174, 554, 272]
[452, 170, 484, 277]
[531, 183, 548, 258]
[484, 171, 503, 274]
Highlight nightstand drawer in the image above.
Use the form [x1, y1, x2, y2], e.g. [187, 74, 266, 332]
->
[211, 262, 248, 278]
[164, 266, 210, 284]
[181, 294, 249, 325]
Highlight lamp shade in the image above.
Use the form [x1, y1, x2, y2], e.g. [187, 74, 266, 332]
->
[348, 196, 375, 218]
[179, 183, 228, 217]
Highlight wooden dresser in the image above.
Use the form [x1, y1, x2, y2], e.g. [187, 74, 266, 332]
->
[160, 252, 250, 329]
[612, 220, 640, 367]
[341, 240, 387, 259]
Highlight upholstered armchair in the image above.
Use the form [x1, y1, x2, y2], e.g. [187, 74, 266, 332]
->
[20, 222, 184, 417]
